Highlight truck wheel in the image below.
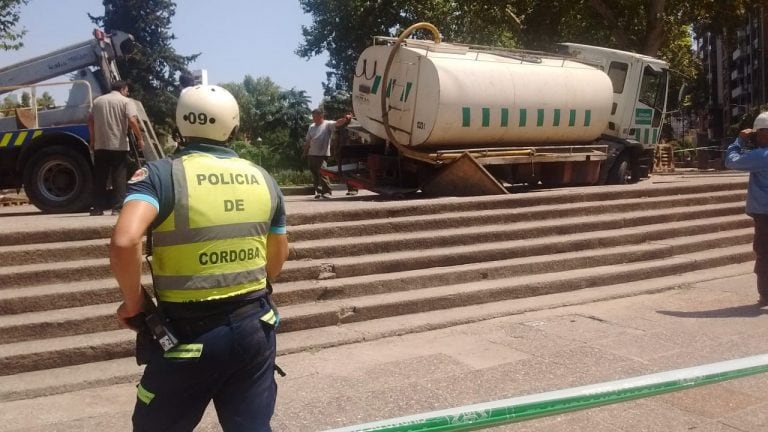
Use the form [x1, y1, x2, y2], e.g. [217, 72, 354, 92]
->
[23, 146, 93, 213]
[606, 153, 632, 185]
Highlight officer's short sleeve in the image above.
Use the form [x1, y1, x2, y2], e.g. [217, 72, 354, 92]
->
[125, 159, 173, 214]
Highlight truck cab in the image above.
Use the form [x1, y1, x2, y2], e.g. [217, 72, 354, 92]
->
[561, 44, 670, 183]
[0, 30, 163, 213]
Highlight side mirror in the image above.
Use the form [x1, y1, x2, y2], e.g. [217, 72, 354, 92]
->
[677, 84, 686, 105]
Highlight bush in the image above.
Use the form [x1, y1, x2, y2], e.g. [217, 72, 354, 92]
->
[269, 169, 312, 186]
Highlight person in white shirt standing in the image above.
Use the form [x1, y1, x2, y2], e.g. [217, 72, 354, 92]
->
[87, 80, 144, 215]
[302, 108, 351, 199]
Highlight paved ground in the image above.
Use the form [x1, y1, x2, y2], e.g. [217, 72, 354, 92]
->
[2, 272, 767, 431]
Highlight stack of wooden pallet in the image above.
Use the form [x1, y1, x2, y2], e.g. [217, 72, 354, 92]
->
[654, 143, 675, 173]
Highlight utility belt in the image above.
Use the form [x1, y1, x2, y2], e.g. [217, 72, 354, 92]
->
[172, 297, 269, 340]
[130, 285, 278, 366]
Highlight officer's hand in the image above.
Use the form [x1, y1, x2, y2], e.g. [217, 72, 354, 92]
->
[739, 129, 754, 141]
[117, 301, 144, 332]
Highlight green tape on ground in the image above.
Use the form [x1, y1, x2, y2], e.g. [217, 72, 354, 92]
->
[326, 354, 768, 432]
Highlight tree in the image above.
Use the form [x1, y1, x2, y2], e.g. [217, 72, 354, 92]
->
[0, 94, 19, 116]
[319, 90, 351, 120]
[0, 0, 28, 51]
[277, 88, 312, 147]
[220, 76, 312, 171]
[19, 91, 29, 107]
[297, 0, 518, 94]
[298, 1, 768, 97]
[89, 0, 198, 130]
[36, 92, 56, 110]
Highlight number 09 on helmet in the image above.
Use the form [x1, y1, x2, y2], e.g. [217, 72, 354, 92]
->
[176, 85, 240, 142]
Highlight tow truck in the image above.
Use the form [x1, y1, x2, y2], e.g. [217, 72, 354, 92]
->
[0, 29, 164, 213]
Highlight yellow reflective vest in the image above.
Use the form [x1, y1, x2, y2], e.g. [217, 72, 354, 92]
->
[150, 152, 280, 303]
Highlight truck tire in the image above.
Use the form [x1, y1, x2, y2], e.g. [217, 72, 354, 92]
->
[23, 145, 93, 213]
[606, 153, 631, 185]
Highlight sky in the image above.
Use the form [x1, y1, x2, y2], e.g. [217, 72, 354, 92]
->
[2, 0, 330, 107]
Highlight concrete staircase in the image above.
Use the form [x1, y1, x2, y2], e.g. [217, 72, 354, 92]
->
[0, 178, 755, 402]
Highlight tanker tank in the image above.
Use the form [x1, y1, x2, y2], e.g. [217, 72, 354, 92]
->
[352, 42, 614, 149]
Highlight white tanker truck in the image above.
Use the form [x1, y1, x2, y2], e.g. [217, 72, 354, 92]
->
[323, 23, 670, 197]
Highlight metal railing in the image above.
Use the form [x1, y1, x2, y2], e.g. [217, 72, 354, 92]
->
[0, 80, 93, 129]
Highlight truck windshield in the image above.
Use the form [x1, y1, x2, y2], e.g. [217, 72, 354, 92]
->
[638, 65, 668, 127]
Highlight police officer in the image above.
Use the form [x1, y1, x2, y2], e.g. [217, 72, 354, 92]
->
[110, 85, 289, 431]
[726, 111, 768, 306]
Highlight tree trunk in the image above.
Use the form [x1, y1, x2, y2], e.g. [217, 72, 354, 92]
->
[642, 0, 667, 56]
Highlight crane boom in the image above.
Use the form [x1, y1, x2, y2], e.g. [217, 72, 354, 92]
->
[0, 30, 133, 96]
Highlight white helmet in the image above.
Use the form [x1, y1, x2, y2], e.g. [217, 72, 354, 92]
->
[176, 85, 239, 142]
[754, 112, 768, 130]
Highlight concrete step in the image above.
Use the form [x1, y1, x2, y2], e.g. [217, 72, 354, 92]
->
[2, 217, 751, 316]
[0, 330, 132, 376]
[0, 357, 141, 403]
[0, 261, 753, 402]
[279, 215, 752, 282]
[0, 259, 150, 290]
[0, 243, 752, 376]
[0, 205, 747, 290]
[285, 180, 747, 225]
[276, 244, 754, 332]
[288, 202, 745, 259]
[0, 238, 109, 267]
[0, 275, 153, 315]
[274, 228, 755, 306]
[3, 227, 751, 344]
[0, 224, 113, 248]
[0, 302, 120, 344]
[287, 190, 746, 241]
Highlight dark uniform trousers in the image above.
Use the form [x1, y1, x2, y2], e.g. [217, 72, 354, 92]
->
[132, 297, 277, 432]
[753, 214, 768, 298]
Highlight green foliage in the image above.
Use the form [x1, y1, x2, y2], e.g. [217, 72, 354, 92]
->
[268, 169, 313, 186]
[36, 91, 55, 110]
[297, 0, 519, 94]
[221, 76, 313, 175]
[0, 94, 19, 116]
[89, 0, 198, 131]
[298, 0, 766, 105]
[0, 0, 27, 51]
[319, 90, 352, 119]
